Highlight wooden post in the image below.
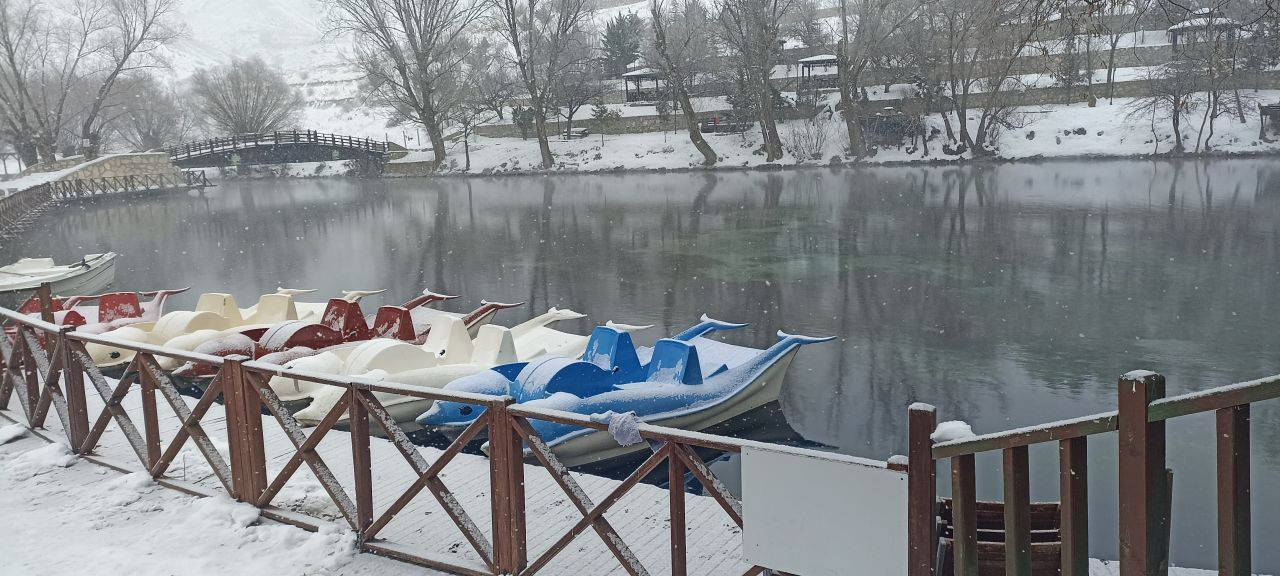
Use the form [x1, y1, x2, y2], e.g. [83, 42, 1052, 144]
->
[349, 387, 374, 538]
[222, 357, 267, 503]
[1003, 446, 1031, 576]
[1059, 437, 1089, 576]
[489, 400, 527, 573]
[1117, 371, 1166, 576]
[1216, 405, 1250, 576]
[670, 450, 687, 576]
[59, 328, 90, 452]
[952, 454, 978, 576]
[907, 403, 937, 576]
[37, 282, 54, 323]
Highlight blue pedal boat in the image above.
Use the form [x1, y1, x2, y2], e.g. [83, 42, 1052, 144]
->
[418, 316, 834, 466]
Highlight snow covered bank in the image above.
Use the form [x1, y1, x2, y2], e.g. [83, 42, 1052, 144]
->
[0, 431, 440, 576]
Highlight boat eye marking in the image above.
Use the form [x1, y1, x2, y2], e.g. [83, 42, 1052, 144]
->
[459, 406, 473, 416]
[110, 351, 121, 359]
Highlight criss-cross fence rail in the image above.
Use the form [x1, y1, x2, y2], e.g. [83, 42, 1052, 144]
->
[44, 171, 211, 199]
[905, 368, 1275, 576]
[167, 131, 388, 162]
[0, 302, 783, 576]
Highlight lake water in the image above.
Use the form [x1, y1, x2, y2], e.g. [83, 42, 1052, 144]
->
[8, 158, 1280, 571]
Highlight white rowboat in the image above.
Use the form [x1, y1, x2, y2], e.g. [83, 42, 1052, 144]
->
[0, 253, 118, 297]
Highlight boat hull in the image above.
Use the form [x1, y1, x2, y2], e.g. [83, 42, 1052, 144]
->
[0, 253, 117, 303]
[532, 348, 801, 467]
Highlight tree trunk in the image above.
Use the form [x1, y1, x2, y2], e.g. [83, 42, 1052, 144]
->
[531, 95, 555, 168]
[837, 42, 864, 157]
[758, 79, 783, 161]
[463, 128, 471, 171]
[650, 1, 716, 166]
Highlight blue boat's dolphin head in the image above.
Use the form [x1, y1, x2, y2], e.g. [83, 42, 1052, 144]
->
[416, 366, 520, 427]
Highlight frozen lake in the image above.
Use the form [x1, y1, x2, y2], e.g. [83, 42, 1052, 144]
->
[9, 158, 1280, 571]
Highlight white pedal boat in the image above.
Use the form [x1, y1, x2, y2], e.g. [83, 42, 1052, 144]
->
[82, 288, 335, 370]
[0, 253, 117, 297]
[273, 308, 645, 430]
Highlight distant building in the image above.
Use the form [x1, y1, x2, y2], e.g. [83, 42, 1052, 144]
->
[1167, 8, 1241, 59]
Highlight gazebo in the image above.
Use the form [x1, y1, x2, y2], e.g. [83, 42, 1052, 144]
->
[1168, 8, 1241, 57]
[798, 54, 839, 88]
[622, 68, 663, 104]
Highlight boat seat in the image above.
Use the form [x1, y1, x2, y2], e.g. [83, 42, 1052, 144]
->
[582, 326, 645, 380]
[18, 296, 65, 314]
[369, 305, 416, 341]
[245, 293, 298, 324]
[320, 298, 369, 340]
[96, 292, 142, 322]
[421, 315, 475, 364]
[4, 257, 55, 272]
[645, 339, 703, 385]
[195, 293, 243, 323]
[472, 325, 519, 365]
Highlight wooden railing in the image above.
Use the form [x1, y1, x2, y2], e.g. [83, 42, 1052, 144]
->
[906, 370, 1276, 576]
[167, 131, 389, 161]
[0, 182, 56, 237]
[0, 302, 774, 576]
[45, 171, 211, 199]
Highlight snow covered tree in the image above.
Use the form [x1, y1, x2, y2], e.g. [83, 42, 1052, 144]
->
[326, 0, 485, 169]
[715, 0, 794, 161]
[190, 56, 303, 134]
[590, 99, 621, 146]
[601, 13, 645, 77]
[648, 0, 718, 165]
[834, 0, 927, 156]
[114, 72, 193, 150]
[78, 0, 182, 158]
[489, 0, 596, 168]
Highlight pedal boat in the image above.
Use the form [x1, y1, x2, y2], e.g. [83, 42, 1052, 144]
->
[82, 288, 330, 371]
[169, 291, 522, 380]
[14, 287, 189, 332]
[285, 309, 646, 429]
[0, 253, 118, 297]
[421, 319, 834, 466]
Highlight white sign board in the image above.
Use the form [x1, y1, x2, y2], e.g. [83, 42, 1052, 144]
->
[741, 446, 908, 575]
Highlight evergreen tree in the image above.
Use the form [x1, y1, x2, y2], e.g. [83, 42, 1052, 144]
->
[602, 13, 646, 76]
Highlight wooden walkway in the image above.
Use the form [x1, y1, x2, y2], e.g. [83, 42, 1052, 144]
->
[0, 376, 749, 576]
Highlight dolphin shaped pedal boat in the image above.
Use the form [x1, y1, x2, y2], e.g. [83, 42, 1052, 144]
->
[421, 319, 834, 466]
[12, 287, 189, 333]
[81, 288, 329, 371]
[169, 291, 522, 380]
[283, 309, 649, 430]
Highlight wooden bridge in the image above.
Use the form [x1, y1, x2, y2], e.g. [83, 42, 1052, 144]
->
[167, 130, 389, 169]
[0, 171, 209, 238]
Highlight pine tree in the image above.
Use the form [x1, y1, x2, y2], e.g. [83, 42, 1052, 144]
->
[602, 13, 646, 76]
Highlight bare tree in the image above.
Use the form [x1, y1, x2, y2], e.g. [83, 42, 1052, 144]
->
[114, 72, 192, 150]
[463, 38, 516, 121]
[327, 0, 483, 168]
[649, 0, 718, 165]
[547, 29, 603, 138]
[78, 0, 180, 157]
[1126, 61, 1200, 153]
[715, 0, 792, 161]
[490, 0, 595, 168]
[190, 56, 303, 134]
[836, 0, 926, 156]
[0, 0, 108, 163]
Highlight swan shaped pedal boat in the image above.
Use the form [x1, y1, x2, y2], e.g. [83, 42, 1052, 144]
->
[420, 319, 834, 466]
[82, 288, 333, 371]
[0, 253, 117, 297]
[169, 291, 522, 380]
[284, 309, 648, 429]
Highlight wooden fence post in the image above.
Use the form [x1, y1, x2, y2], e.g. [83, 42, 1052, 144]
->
[59, 327, 90, 452]
[1117, 371, 1166, 576]
[222, 357, 267, 503]
[37, 282, 54, 323]
[349, 386, 374, 539]
[1217, 404, 1250, 576]
[489, 399, 527, 574]
[908, 403, 937, 576]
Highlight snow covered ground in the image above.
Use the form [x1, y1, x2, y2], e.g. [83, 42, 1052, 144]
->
[0, 425, 440, 576]
[0, 423, 1252, 575]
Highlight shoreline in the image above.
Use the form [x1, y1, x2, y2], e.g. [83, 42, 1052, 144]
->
[205, 146, 1280, 182]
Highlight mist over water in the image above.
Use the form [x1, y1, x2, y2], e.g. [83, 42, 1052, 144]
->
[11, 158, 1280, 570]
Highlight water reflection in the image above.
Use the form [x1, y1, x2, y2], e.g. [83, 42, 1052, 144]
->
[9, 158, 1280, 570]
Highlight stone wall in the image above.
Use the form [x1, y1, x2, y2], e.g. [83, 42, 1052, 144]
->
[60, 153, 183, 180]
[22, 156, 87, 174]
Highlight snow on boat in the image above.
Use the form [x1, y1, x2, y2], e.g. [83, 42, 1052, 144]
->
[82, 288, 331, 371]
[0, 253, 118, 298]
[169, 291, 523, 380]
[284, 309, 649, 429]
[419, 318, 834, 466]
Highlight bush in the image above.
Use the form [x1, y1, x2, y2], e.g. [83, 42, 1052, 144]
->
[785, 118, 831, 161]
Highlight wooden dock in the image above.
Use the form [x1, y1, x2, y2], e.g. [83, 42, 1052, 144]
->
[0, 374, 748, 575]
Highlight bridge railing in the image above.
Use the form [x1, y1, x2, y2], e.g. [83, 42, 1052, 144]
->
[168, 130, 389, 160]
[47, 171, 210, 199]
